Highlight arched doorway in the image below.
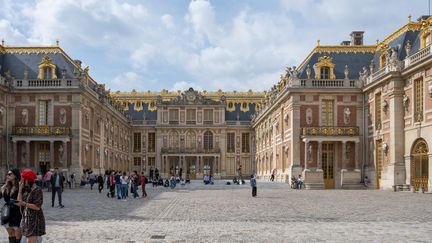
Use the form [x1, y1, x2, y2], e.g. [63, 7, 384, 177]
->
[411, 139, 429, 191]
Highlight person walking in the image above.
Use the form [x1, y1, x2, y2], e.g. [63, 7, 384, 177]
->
[250, 174, 257, 197]
[0, 169, 22, 243]
[50, 167, 64, 208]
[140, 172, 147, 198]
[120, 172, 128, 201]
[115, 171, 121, 200]
[89, 172, 96, 190]
[17, 169, 46, 243]
[97, 173, 104, 193]
[270, 168, 276, 182]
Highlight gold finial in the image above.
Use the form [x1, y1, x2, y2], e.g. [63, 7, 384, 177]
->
[56, 39, 59, 46]
[317, 39, 320, 46]
[408, 14, 412, 23]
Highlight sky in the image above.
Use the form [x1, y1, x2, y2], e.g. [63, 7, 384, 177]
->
[0, 0, 428, 92]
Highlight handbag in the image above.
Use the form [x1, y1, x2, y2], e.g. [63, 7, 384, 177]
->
[1, 203, 11, 224]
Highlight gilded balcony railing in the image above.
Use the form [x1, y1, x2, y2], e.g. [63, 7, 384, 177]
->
[301, 126, 359, 136]
[12, 126, 71, 136]
[161, 147, 221, 154]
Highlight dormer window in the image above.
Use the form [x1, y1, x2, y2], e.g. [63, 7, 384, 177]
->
[38, 55, 57, 80]
[380, 53, 386, 68]
[315, 55, 335, 80]
[421, 31, 431, 49]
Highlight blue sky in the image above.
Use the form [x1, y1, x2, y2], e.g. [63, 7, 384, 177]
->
[0, 0, 427, 92]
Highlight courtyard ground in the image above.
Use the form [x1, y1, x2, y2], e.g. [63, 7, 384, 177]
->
[1, 180, 431, 242]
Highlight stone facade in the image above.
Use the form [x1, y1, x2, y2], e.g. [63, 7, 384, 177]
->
[252, 16, 432, 191]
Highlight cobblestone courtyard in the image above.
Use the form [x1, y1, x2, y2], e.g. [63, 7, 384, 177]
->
[2, 181, 432, 242]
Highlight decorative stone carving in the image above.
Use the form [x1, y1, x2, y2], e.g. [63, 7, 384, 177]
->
[429, 81, 432, 98]
[85, 144, 89, 152]
[405, 40, 412, 56]
[343, 108, 351, 125]
[388, 48, 400, 71]
[358, 66, 368, 87]
[403, 95, 410, 111]
[383, 143, 389, 154]
[344, 65, 349, 80]
[59, 108, 66, 125]
[369, 60, 374, 74]
[307, 143, 312, 162]
[382, 100, 389, 112]
[21, 109, 28, 125]
[284, 113, 289, 124]
[23, 66, 28, 80]
[306, 108, 313, 125]
[306, 64, 311, 79]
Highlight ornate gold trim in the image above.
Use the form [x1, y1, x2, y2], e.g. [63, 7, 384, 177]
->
[4, 46, 62, 54]
[37, 55, 57, 79]
[298, 45, 376, 70]
[315, 55, 335, 79]
[378, 22, 422, 49]
[240, 102, 250, 112]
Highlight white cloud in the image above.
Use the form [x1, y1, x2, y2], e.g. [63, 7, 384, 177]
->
[0, 19, 26, 44]
[0, 0, 426, 92]
[161, 14, 174, 29]
[171, 81, 203, 92]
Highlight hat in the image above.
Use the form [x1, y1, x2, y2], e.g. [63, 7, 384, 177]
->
[21, 169, 37, 182]
[10, 168, 21, 181]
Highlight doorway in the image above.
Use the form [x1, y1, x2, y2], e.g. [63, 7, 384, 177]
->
[411, 139, 429, 191]
[322, 142, 335, 189]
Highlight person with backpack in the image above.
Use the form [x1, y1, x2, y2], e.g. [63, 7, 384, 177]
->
[0, 169, 22, 243]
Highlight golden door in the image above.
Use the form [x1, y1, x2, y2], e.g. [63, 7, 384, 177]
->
[375, 140, 383, 189]
[322, 143, 335, 189]
[411, 139, 429, 191]
[187, 157, 196, 180]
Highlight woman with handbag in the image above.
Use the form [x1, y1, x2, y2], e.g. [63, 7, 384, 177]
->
[0, 168, 22, 243]
[16, 170, 45, 243]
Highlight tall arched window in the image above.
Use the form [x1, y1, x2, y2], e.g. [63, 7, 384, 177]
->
[203, 131, 213, 150]
[169, 131, 179, 149]
[186, 131, 196, 149]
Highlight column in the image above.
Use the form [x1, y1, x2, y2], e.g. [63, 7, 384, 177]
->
[26, 140, 30, 167]
[13, 141, 17, 168]
[304, 140, 309, 171]
[355, 141, 360, 171]
[50, 141, 55, 169]
[195, 155, 199, 174]
[63, 141, 68, 167]
[182, 155, 186, 178]
[317, 141, 322, 171]
[214, 156, 216, 174]
[218, 156, 221, 175]
[341, 141, 346, 170]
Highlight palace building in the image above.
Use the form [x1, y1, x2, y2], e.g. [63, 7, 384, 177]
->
[1, 15, 432, 190]
[253, 16, 432, 191]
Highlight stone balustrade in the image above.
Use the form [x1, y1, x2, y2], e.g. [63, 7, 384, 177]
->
[14, 79, 76, 88]
[300, 79, 357, 88]
[161, 147, 221, 154]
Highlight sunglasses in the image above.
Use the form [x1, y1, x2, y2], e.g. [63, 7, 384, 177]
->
[7, 173, 13, 176]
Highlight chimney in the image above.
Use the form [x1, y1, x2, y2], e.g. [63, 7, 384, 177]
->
[340, 41, 351, 46]
[350, 31, 364, 46]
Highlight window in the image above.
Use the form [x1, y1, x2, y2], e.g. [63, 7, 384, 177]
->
[204, 109, 213, 124]
[375, 93, 382, 129]
[320, 67, 330, 79]
[421, 32, 431, 49]
[133, 157, 141, 166]
[148, 132, 156, 152]
[133, 132, 141, 152]
[203, 131, 213, 150]
[186, 109, 196, 124]
[38, 100, 51, 126]
[169, 132, 179, 148]
[227, 132, 235, 153]
[43, 67, 52, 79]
[186, 131, 196, 148]
[242, 133, 250, 153]
[321, 99, 334, 126]
[169, 109, 179, 124]
[414, 78, 424, 122]
[380, 53, 386, 68]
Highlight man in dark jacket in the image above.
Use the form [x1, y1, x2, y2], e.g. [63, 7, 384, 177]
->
[51, 167, 65, 208]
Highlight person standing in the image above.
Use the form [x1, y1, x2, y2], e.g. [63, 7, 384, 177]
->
[0, 169, 22, 243]
[17, 169, 46, 243]
[89, 172, 96, 190]
[97, 173, 104, 193]
[250, 174, 257, 197]
[50, 167, 64, 208]
[140, 172, 147, 198]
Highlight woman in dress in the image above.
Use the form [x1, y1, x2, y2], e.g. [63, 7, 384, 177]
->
[0, 169, 22, 243]
[16, 169, 45, 243]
